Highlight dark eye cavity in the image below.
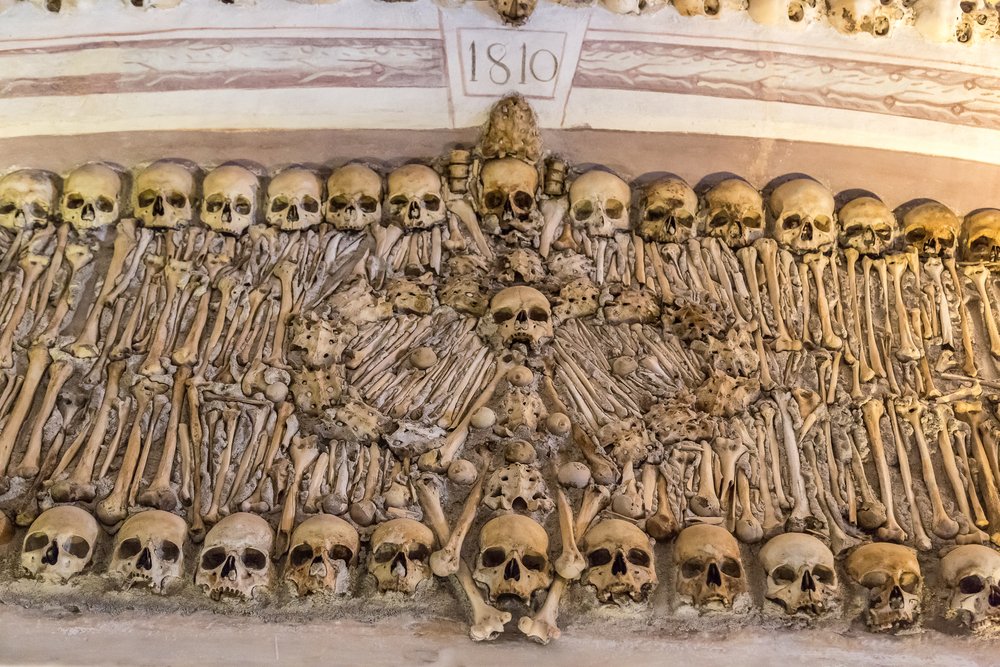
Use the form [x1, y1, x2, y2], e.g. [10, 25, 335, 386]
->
[201, 547, 227, 570]
[137, 190, 158, 208]
[271, 197, 289, 213]
[117, 538, 143, 560]
[512, 191, 534, 210]
[167, 192, 187, 209]
[66, 536, 92, 558]
[588, 549, 612, 567]
[159, 541, 180, 563]
[481, 547, 507, 568]
[290, 544, 314, 568]
[205, 195, 224, 213]
[301, 196, 319, 213]
[627, 549, 650, 567]
[65, 194, 85, 210]
[423, 195, 441, 212]
[522, 553, 547, 571]
[374, 543, 401, 563]
[96, 197, 114, 213]
[484, 190, 505, 210]
[234, 197, 252, 216]
[959, 574, 985, 595]
[25, 532, 49, 551]
[720, 557, 742, 578]
[573, 201, 594, 221]
[772, 565, 796, 584]
[605, 199, 624, 218]
[242, 548, 268, 570]
[358, 196, 378, 213]
[329, 545, 354, 562]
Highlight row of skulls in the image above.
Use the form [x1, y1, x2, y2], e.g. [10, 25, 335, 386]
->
[19, 505, 1000, 632]
[5, 162, 1000, 264]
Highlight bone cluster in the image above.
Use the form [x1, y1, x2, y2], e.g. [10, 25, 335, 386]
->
[4, 0, 997, 45]
[3, 94, 1000, 642]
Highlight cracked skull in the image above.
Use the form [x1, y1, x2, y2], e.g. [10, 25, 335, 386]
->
[487, 286, 553, 351]
[368, 518, 434, 595]
[196, 512, 274, 601]
[133, 160, 195, 230]
[108, 509, 186, 594]
[768, 178, 836, 254]
[22, 505, 99, 583]
[387, 164, 445, 231]
[838, 196, 897, 256]
[941, 544, 1000, 631]
[637, 177, 697, 243]
[325, 163, 382, 231]
[846, 542, 922, 631]
[902, 201, 960, 257]
[582, 519, 657, 603]
[61, 163, 122, 231]
[478, 157, 540, 238]
[474, 514, 552, 603]
[702, 178, 765, 248]
[961, 209, 1000, 264]
[759, 533, 837, 615]
[675, 524, 746, 609]
[267, 167, 323, 231]
[285, 515, 359, 597]
[202, 165, 259, 236]
[0, 169, 57, 230]
[569, 170, 631, 238]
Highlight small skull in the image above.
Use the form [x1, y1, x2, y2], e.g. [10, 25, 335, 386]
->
[675, 524, 746, 609]
[489, 0, 537, 25]
[0, 169, 57, 230]
[637, 177, 698, 243]
[324, 163, 382, 231]
[22, 506, 99, 583]
[201, 164, 259, 236]
[902, 201, 960, 257]
[846, 542, 922, 631]
[484, 463, 553, 515]
[759, 533, 838, 615]
[133, 160, 195, 230]
[267, 167, 323, 231]
[569, 170, 631, 238]
[768, 178, 836, 254]
[368, 518, 434, 595]
[838, 196, 897, 256]
[554, 278, 600, 321]
[940, 544, 1000, 631]
[61, 163, 122, 231]
[487, 286, 553, 351]
[827, 0, 896, 35]
[748, 0, 814, 23]
[387, 164, 445, 231]
[961, 209, 1000, 265]
[473, 514, 552, 603]
[108, 510, 187, 594]
[285, 515, 359, 597]
[196, 512, 274, 601]
[604, 288, 660, 325]
[581, 519, 658, 603]
[478, 157, 540, 238]
[702, 178, 765, 248]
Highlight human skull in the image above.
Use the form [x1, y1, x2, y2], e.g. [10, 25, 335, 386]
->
[554, 278, 600, 321]
[61, 163, 122, 231]
[201, 165, 259, 236]
[196, 512, 274, 600]
[473, 514, 552, 603]
[940, 544, 1000, 631]
[0, 169, 57, 230]
[108, 510, 187, 594]
[133, 161, 195, 230]
[440, 273, 490, 317]
[324, 163, 382, 231]
[759, 533, 838, 615]
[489, 0, 537, 25]
[961, 210, 1000, 265]
[569, 170, 631, 238]
[846, 542, 922, 631]
[22, 506, 99, 583]
[838, 196, 897, 256]
[478, 157, 540, 238]
[675, 524, 746, 609]
[368, 518, 434, 594]
[702, 178, 765, 248]
[604, 288, 661, 325]
[827, 0, 896, 35]
[267, 168, 323, 231]
[637, 177, 698, 243]
[484, 463, 553, 515]
[768, 178, 836, 254]
[902, 201, 960, 257]
[387, 164, 445, 231]
[581, 519, 657, 603]
[672, 0, 721, 15]
[487, 286, 553, 351]
[285, 515, 359, 597]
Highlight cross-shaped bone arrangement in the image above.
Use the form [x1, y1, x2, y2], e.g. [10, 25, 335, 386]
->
[2, 95, 1000, 641]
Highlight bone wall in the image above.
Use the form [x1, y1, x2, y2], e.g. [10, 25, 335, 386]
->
[4, 95, 1000, 643]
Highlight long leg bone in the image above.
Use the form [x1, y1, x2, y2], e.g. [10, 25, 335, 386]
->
[759, 402, 790, 510]
[954, 402, 1000, 545]
[886, 398, 931, 551]
[11, 351, 75, 480]
[430, 465, 486, 577]
[0, 344, 50, 475]
[139, 365, 190, 510]
[886, 254, 921, 361]
[860, 255, 887, 377]
[923, 258, 954, 347]
[754, 238, 799, 351]
[804, 251, 842, 350]
[774, 391, 812, 531]
[896, 396, 959, 539]
[946, 255, 978, 377]
[860, 399, 906, 542]
[0, 253, 48, 368]
[964, 264, 1000, 359]
[33, 243, 93, 345]
[691, 441, 721, 517]
[275, 433, 320, 557]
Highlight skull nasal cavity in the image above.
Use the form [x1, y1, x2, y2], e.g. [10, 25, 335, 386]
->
[707, 562, 722, 587]
[800, 569, 815, 592]
[612, 552, 628, 576]
[137, 547, 153, 571]
[408, 201, 420, 219]
[42, 542, 59, 566]
[221, 555, 238, 579]
[153, 196, 165, 217]
[504, 558, 521, 581]
[990, 585, 1000, 607]
[889, 585, 904, 609]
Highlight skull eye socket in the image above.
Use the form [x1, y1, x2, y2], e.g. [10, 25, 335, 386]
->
[588, 548, 612, 567]
[710, 213, 729, 228]
[813, 215, 832, 232]
[117, 538, 143, 560]
[899, 571, 921, 593]
[389, 195, 408, 210]
[772, 565, 796, 584]
[167, 192, 187, 209]
[905, 227, 927, 244]
[573, 201, 595, 221]
[329, 545, 354, 562]
[290, 544, 314, 567]
[482, 547, 507, 568]
[843, 224, 862, 238]
[234, 197, 252, 216]
[720, 557, 742, 578]
[782, 214, 802, 230]
[813, 565, 836, 585]
[0, 201, 16, 216]
[201, 547, 227, 570]
[358, 196, 378, 213]
[522, 553, 547, 571]
[160, 540, 180, 563]
[512, 191, 534, 211]
[959, 574, 986, 595]
[65, 194, 85, 210]
[137, 190, 158, 208]
[374, 543, 401, 563]
[66, 536, 92, 559]
[859, 571, 889, 589]
[605, 199, 625, 218]
[681, 559, 704, 578]
[96, 196, 115, 213]
[627, 548, 650, 567]
[25, 532, 49, 551]
[271, 197, 289, 212]
[494, 308, 514, 323]
[205, 195, 224, 213]
[301, 196, 320, 213]
[242, 548, 268, 570]
[484, 190, 505, 210]
[422, 195, 441, 212]
[528, 307, 549, 321]
[743, 215, 762, 229]
[328, 196, 349, 212]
